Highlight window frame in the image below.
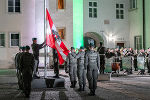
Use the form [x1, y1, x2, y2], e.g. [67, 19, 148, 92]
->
[9, 32, 20, 47]
[116, 3, 125, 19]
[57, 0, 66, 10]
[7, 0, 21, 13]
[57, 27, 66, 40]
[130, 0, 137, 10]
[88, 1, 98, 18]
[0, 33, 5, 47]
[134, 36, 142, 50]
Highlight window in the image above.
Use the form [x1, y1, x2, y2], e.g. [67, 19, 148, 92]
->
[89, 1, 97, 18]
[130, 0, 137, 10]
[8, 0, 20, 13]
[58, 28, 65, 39]
[116, 4, 124, 19]
[10, 33, 19, 47]
[134, 36, 142, 50]
[0, 33, 5, 47]
[58, 0, 64, 9]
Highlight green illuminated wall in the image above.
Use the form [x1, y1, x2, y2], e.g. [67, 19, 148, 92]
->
[73, 0, 83, 48]
[145, 0, 150, 49]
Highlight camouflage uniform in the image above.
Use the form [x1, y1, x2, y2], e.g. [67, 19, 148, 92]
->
[67, 52, 77, 88]
[76, 51, 86, 91]
[20, 52, 34, 97]
[148, 53, 150, 73]
[85, 49, 100, 95]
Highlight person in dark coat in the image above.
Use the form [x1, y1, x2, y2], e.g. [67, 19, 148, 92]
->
[97, 42, 106, 74]
[20, 46, 34, 98]
[31, 38, 46, 78]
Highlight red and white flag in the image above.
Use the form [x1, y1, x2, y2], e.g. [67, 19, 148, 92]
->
[46, 9, 69, 65]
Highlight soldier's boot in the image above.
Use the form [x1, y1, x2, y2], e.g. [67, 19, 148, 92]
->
[82, 85, 85, 91]
[92, 89, 95, 95]
[88, 90, 94, 96]
[78, 85, 82, 91]
[70, 81, 74, 88]
[73, 81, 77, 88]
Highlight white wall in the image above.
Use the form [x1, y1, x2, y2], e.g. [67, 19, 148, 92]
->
[0, 0, 35, 68]
[48, 0, 73, 48]
[83, 0, 130, 48]
[129, 0, 143, 49]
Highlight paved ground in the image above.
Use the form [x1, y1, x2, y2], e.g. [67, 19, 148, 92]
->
[0, 69, 150, 100]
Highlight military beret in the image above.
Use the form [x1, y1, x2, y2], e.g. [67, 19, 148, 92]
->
[80, 46, 84, 50]
[89, 43, 95, 47]
[22, 46, 26, 50]
[32, 38, 37, 41]
[19, 46, 22, 49]
[71, 47, 75, 50]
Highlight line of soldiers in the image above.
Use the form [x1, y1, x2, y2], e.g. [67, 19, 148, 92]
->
[66, 43, 100, 96]
[15, 46, 34, 98]
[15, 38, 46, 98]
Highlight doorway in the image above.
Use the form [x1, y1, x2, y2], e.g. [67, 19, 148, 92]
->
[116, 43, 124, 49]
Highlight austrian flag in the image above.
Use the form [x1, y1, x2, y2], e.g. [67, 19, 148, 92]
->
[46, 9, 69, 65]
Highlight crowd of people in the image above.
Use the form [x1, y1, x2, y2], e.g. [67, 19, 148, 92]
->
[104, 47, 150, 72]
[14, 37, 150, 97]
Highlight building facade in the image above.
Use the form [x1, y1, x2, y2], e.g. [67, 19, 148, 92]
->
[0, 0, 35, 68]
[129, 0, 150, 50]
[1, 0, 144, 68]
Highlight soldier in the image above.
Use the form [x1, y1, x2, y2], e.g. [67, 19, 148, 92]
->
[53, 49, 59, 78]
[97, 42, 106, 74]
[67, 47, 77, 88]
[20, 46, 34, 98]
[31, 38, 46, 78]
[76, 47, 86, 91]
[15, 46, 26, 90]
[147, 48, 150, 73]
[85, 44, 100, 96]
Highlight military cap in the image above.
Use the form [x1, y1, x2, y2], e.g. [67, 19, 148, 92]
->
[19, 46, 22, 49]
[26, 45, 30, 50]
[89, 43, 95, 48]
[32, 38, 37, 41]
[22, 46, 26, 51]
[80, 46, 84, 50]
[71, 47, 75, 50]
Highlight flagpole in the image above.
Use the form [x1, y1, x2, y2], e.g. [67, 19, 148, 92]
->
[44, 0, 47, 78]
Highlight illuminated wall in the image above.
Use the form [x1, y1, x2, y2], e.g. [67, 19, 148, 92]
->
[145, 0, 150, 49]
[73, 0, 84, 48]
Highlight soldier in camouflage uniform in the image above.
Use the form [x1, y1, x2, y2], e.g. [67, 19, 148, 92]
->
[76, 47, 86, 91]
[15, 46, 26, 90]
[85, 44, 100, 96]
[31, 38, 46, 78]
[20, 46, 34, 98]
[147, 48, 150, 73]
[67, 47, 77, 88]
